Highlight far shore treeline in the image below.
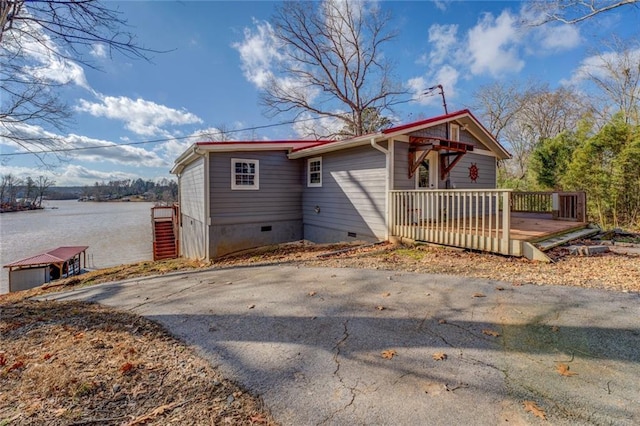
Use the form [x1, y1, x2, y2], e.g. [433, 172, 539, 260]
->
[1, 175, 177, 213]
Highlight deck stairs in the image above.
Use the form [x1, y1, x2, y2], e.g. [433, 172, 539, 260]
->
[151, 205, 180, 261]
[521, 224, 600, 262]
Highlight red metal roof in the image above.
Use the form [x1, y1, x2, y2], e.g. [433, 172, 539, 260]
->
[382, 109, 472, 134]
[195, 140, 334, 148]
[4, 246, 89, 268]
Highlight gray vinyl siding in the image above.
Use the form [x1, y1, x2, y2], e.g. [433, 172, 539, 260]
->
[394, 126, 496, 190]
[302, 145, 387, 242]
[180, 158, 205, 222]
[179, 158, 206, 259]
[410, 124, 489, 150]
[208, 151, 303, 257]
[209, 151, 303, 225]
[447, 153, 496, 189]
[393, 141, 414, 190]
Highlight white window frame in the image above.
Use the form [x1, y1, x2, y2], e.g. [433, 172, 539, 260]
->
[450, 123, 460, 142]
[231, 158, 259, 190]
[307, 157, 322, 187]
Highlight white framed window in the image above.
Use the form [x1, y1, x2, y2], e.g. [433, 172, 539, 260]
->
[307, 157, 322, 187]
[231, 158, 259, 190]
[450, 123, 460, 141]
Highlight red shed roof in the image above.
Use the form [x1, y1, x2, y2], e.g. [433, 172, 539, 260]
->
[4, 246, 88, 269]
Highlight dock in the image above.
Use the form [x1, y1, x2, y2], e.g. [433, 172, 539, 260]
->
[3, 246, 88, 292]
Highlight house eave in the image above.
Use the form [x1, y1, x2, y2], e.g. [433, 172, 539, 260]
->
[288, 133, 385, 159]
[171, 141, 330, 175]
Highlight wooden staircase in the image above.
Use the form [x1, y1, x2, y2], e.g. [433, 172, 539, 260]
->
[521, 224, 599, 262]
[152, 205, 179, 261]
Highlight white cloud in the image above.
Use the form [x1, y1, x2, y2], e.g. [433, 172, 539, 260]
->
[563, 47, 640, 86]
[434, 1, 448, 12]
[408, 5, 585, 96]
[232, 20, 282, 89]
[467, 11, 524, 77]
[407, 65, 459, 107]
[3, 15, 90, 89]
[76, 95, 203, 136]
[56, 164, 141, 186]
[540, 25, 581, 51]
[89, 43, 108, 59]
[1, 122, 167, 168]
[292, 112, 344, 139]
[0, 164, 140, 186]
[428, 24, 459, 66]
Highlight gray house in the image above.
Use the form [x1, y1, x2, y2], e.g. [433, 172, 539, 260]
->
[170, 109, 527, 260]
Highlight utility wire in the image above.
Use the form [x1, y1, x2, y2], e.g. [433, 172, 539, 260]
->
[0, 95, 430, 157]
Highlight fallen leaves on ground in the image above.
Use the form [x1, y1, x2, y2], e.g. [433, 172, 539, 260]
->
[438, 319, 447, 324]
[523, 400, 547, 420]
[482, 329, 501, 337]
[307, 291, 316, 296]
[472, 293, 486, 298]
[376, 305, 385, 311]
[0, 300, 275, 425]
[432, 352, 447, 361]
[381, 350, 396, 360]
[556, 363, 578, 376]
[381, 292, 391, 297]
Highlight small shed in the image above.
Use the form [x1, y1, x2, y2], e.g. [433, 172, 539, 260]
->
[3, 246, 88, 292]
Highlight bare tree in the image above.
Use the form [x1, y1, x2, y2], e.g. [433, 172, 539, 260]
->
[1, 0, 158, 165]
[583, 38, 640, 125]
[263, 0, 403, 138]
[0, 173, 22, 204]
[470, 81, 528, 140]
[199, 124, 234, 142]
[472, 82, 590, 182]
[35, 175, 54, 206]
[528, 0, 639, 25]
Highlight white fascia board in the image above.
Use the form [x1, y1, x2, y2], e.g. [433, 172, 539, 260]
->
[288, 134, 384, 159]
[172, 143, 302, 175]
[171, 145, 201, 175]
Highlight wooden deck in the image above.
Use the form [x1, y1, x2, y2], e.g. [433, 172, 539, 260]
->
[389, 190, 588, 261]
[508, 212, 588, 242]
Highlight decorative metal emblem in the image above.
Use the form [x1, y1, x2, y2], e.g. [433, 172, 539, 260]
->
[469, 163, 479, 182]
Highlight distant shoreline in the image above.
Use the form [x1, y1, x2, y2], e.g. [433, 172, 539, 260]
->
[0, 205, 45, 214]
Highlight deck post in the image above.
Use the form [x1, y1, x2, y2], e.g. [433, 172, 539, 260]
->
[502, 190, 511, 254]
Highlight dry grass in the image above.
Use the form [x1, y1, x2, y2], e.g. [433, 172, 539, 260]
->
[0, 299, 274, 425]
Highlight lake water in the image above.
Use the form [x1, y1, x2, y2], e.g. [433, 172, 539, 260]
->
[0, 200, 155, 293]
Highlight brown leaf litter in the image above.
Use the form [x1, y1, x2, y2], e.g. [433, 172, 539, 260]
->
[0, 299, 275, 425]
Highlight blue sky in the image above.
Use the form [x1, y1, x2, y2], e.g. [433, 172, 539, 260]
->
[1, 0, 638, 186]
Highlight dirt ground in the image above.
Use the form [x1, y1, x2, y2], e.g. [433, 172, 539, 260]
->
[1, 239, 639, 425]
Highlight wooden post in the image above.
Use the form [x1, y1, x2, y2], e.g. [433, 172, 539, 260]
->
[502, 191, 511, 254]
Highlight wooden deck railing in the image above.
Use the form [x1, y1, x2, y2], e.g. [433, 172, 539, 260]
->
[389, 189, 513, 255]
[512, 191, 586, 222]
[554, 192, 586, 222]
[512, 192, 552, 213]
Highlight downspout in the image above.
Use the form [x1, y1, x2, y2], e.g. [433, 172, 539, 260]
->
[370, 138, 391, 240]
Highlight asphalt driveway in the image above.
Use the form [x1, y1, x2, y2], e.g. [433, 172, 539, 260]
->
[44, 265, 640, 425]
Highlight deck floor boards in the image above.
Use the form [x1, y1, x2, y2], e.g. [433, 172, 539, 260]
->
[407, 212, 587, 242]
[509, 212, 588, 241]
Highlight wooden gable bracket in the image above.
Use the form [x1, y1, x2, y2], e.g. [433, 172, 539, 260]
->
[440, 152, 465, 180]
[408, 147, 433, 178]
[408, 136, 474, 179]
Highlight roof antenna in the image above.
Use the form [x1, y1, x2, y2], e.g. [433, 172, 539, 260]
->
[423, 85, 448, 114]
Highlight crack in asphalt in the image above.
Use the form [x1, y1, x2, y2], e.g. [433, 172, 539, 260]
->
[127, 280, 202, 311]
[317, 319, 357, 426]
